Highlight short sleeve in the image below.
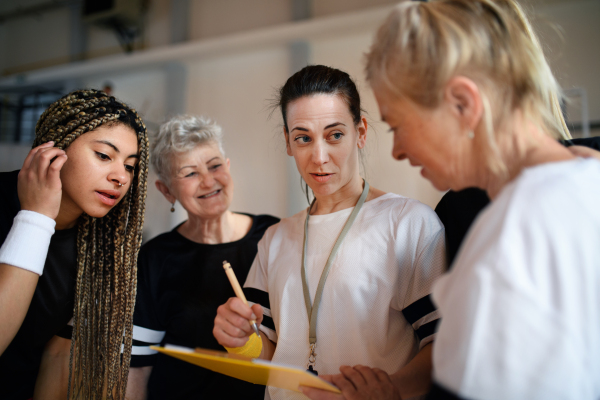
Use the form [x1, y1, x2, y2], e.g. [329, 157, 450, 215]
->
[130, 248, 166, 367]
[432, 265, 584, 399]
[431, 172, 599, 399]
[400, 202, 447, 348]
[244, 230, 277, 343]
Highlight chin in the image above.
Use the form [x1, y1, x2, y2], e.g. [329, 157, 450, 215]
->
[81, 201, 121, 219]
[424, 177, 451, 192]
[87, 208, 115, 219]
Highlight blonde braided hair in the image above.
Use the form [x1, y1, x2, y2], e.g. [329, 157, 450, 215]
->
[34, 89, 149, 399]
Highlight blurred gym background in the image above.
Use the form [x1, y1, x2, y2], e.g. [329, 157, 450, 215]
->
[0, 0, 597, 240]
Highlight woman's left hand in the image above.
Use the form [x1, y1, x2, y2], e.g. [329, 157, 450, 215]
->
[300, 365, 401, 400]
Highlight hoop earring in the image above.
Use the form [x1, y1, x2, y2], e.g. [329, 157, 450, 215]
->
[467, 130, 475, 139]
[170, 202, 175, 213]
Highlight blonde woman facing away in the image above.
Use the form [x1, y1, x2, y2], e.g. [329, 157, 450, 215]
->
[305, 1, 600, 399]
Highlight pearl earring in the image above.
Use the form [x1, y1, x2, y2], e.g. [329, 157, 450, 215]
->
[467, 130, 475, 139]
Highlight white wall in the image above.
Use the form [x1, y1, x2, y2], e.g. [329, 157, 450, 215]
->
[189, 0, 292, 40]
[311, 30, 445, 209]
[532, 0, 600, 136]
[0, 8, 71, 74]
[186, 46, 292, 218]
[1, 0, 599, 241]
[0, 145, 30, 172]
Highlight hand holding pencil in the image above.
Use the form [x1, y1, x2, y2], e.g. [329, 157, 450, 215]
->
[214, 261, 264, 349]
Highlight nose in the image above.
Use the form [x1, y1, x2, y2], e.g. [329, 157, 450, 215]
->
[392, 149, 408, 161]
[391, 138, 407, 161]
[311, 141, 329, 166]
[200, 172, 215, 188]
[109, 166, 129, 188]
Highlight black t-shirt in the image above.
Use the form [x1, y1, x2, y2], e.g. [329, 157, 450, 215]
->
[434, 136, 600, 267]
[0, 170, 77, 400]
[130, 214, 280, 399]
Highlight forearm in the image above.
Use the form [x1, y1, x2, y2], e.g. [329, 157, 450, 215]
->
[33, 336, 71, 399]
[0, 263, 39, 355]
[259, 334, 276, 361]
[390, 343, 433, 399]
[126, 366, 152, 400]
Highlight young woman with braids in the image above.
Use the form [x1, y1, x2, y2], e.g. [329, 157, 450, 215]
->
[0, 89, 149, 400]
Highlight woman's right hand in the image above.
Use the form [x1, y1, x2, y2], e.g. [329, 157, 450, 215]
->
[214, 297, 264, 348]
[18, 142, 68, 220]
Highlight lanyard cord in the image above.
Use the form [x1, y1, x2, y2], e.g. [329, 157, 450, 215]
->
[301, 180, 370, 367]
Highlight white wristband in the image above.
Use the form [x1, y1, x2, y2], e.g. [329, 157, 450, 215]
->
[0, 210, 56, 276]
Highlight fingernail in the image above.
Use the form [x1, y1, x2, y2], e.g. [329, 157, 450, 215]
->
[251, 314, 257, 320]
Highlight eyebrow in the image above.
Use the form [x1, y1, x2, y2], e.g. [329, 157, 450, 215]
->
[290, 122, 346, 133]
[177, 157, 222, 172]
[178, 165, 197, 173]
[94, 140, 139, 159]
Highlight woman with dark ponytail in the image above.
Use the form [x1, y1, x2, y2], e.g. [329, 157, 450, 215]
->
[0, 89, 149, 399]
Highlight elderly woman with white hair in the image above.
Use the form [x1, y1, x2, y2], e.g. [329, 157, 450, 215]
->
[125, 115, 279, 400]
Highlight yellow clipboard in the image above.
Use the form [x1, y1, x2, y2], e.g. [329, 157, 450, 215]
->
[151, 345, 340, 394]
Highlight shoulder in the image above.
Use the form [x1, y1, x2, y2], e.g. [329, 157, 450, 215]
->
[137, 230, 185, 268]
[252, 214, 281, 232]
[375, 193, 443, 227]
[561, 136, 600, 152]
[258, 209, 305, 243]
[457, 159, 600, 273]
[0, 170, 21, 242]
[0, 170, 20, 209]
[503, 158, 600, 214]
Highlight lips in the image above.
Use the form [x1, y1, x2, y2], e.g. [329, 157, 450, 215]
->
[95, 190, 120, 206]
[198, 189, 221, 199]
[310, 173, 333, 183]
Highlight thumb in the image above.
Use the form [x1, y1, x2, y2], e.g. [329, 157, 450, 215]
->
[251, 304, 264, 325]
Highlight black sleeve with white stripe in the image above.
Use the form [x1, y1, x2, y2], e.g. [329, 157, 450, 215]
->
[244, 287, 277, 343]
[244, 287, 275, 331]
[402, 294, 440, 344]
[130, 246, 167, 367]
[130, 325, 166, 367]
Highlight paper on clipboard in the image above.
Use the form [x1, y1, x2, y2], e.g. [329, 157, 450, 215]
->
[151, 345, 341, 394]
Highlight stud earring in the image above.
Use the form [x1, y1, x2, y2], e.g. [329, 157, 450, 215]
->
[467, 130, 475, 139]
[170, 202, 175, 213]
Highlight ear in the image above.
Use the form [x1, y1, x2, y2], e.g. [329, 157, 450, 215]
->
[284, 127, 293, 156]
[444, 76, 484, 133]
[356, 116, 368, 149]
[226, 158, 230, 169]
[155, 180, 176, 204]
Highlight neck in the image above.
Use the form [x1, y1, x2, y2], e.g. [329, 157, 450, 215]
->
[54, 203, 82, 230]
[310, 175, 364, 215]
[179, 210, 240, 244]
[480, 117, 576, 200]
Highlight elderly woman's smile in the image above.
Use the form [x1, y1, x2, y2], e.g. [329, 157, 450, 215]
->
[198, 190, 221, 199]
[164, 141, 233, 220]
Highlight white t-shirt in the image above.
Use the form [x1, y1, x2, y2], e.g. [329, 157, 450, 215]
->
[432, 158, 600, 400]
[245, 193, 446, 400]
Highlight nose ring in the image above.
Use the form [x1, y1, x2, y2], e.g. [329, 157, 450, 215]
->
[118, 183, 123, 187]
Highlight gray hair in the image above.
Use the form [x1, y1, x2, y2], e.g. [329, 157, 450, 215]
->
[151, 115, 225, 184]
